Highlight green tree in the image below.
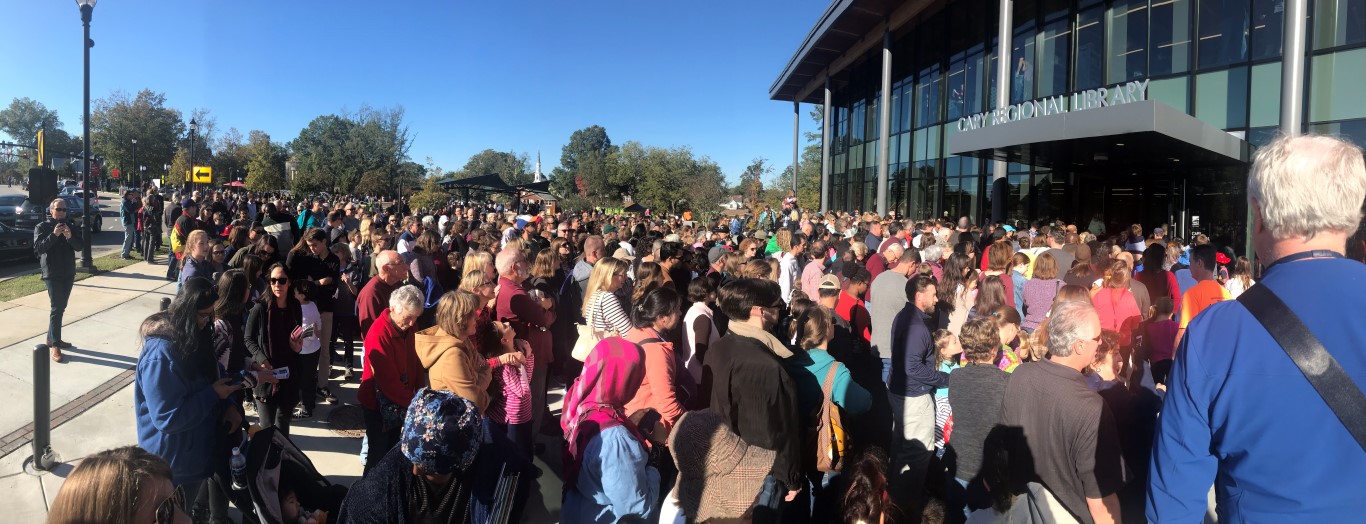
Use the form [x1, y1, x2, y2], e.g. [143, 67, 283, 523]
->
[289, 105, 412, 195]
[213, 128, 248, 185]
[457, 149, 531, 184]
[0, 97, 61, 146]
[741, 158, 771, 208]
[408, 176, 448, 213]
[90, 90, 187, 184]
[550, 125, 616, 202]
[244, 131, 288, 192]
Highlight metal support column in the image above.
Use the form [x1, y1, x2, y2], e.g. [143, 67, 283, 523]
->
[991, 0, 1013, 226]
[876, 29, 892, 216]
[793, 100, 801, 198]
[821, 78, 833, 213]
[1251, 0, 1309, 264]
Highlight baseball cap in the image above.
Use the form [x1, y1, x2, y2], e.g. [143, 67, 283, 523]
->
[707, 246, 727, 264]
[612, 247, 635, 261]
[1002, 224, 1016, 233]
[182, 198, 197, 209]
[818, 274, 841, 291]
[1152, 227, 1165, 236]
[602, 224, 619, 234]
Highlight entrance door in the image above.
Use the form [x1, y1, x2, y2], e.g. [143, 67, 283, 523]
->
[1071, 170, 1179, 239]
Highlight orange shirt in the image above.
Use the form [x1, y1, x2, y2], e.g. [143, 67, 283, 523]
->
[1178, 279, 1232, 329]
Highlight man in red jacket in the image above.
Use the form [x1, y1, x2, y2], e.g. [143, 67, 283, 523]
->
[495, 249, 556, 441]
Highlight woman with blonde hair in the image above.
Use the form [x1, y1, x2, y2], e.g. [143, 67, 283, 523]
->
[48, 446, 187, 524]
[463, 251, 495, 283]
[176, 230, 213, 293]
[1091, 260, 1142, 347]
[581, 256, 633, 344]
[416, 290, 525, 415]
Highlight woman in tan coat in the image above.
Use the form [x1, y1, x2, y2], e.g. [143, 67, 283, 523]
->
[414, 290, 525, 414]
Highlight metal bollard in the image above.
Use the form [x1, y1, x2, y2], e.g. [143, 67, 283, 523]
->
[32, 344, 56, 471]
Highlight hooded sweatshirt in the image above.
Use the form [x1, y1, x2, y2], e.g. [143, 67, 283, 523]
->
[414, 325, 492, 415]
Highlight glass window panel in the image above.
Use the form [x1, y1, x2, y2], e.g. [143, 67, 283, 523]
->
[1310, 48, 1366, 122]
[1195, 67, 1249, 129]
[1012, 26, 1038, 103]
[865, 169, 879, 213]
[917, 67, 944, 127]
[1250, 0, 1284, 59]
[948, 59, 969, 121]
[1076, 7, 1106, 90]
[1198, 0, 1250, 68]
[1249, 62, 1281, 128]
[1150, 0, 1193, 74]
[850, 142, 865, 170]
[1007, 174, 1030, 222]
[901, 131, 913, 162]
[891, 82, 904, 134]
[961, 176, 982, 223]
[1246, 126, 1280, 146]
[1037, 17, 1072, 97]
[868, 94, 881, 140]
[901, 82, 914, 132]
[1312, 0, 1366, 49]
[1107, 0, 1150, 83]
[1308, 119, 1366, 147]
[912, 161, 938, 219]
[1149, 76, 1190, 112]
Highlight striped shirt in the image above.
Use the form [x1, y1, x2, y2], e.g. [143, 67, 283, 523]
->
[486, 350, 534, 425]
[586, 290, 632, 335]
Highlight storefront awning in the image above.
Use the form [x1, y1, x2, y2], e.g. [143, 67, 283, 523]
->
[947, 100, 1253, 169]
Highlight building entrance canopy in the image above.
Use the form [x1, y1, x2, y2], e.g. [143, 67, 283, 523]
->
[948, 100, 1253, 170]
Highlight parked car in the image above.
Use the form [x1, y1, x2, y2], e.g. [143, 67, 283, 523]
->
[0, 194, 24, 227]
[0, 222, 35, 261]
[15, 196, 102, 233]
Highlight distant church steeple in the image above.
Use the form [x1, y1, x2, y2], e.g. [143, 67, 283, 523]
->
[534, 151, 543, 183]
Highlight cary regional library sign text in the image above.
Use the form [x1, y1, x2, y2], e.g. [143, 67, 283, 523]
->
[956, 79, 1150, 132]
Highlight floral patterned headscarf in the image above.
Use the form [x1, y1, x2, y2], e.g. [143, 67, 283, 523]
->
[401, 388, 486, 475]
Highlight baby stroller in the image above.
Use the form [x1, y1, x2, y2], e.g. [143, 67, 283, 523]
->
[241, 427, 349, 524]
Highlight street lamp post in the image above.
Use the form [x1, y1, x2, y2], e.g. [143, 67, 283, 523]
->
[130, 138, 137, 189]
[188, 118, 198, 193]
[77, 0, 96, 269]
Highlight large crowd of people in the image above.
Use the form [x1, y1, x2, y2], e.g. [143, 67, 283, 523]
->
[41, 132, 1366, 524]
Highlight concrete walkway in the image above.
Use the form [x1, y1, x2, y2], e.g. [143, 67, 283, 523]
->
[0, 260, 565, 522]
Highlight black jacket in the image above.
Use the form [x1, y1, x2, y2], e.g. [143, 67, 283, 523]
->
[34, 217, 86, 280]
[245, 297, 302, 402]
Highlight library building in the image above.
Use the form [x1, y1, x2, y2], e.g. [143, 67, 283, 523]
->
[771, 0, 1365, 247]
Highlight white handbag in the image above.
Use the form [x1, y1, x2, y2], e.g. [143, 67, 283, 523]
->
[571, 299, 606, 361]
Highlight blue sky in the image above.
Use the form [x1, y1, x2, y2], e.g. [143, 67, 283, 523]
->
[0, 0, 828, 184]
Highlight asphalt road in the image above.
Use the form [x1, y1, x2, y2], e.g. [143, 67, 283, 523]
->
[0, 186, 128, 281]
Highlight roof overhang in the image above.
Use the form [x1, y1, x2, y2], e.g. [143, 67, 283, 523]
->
[947, 100, 1253, 169]
[770, 0, 927, 104]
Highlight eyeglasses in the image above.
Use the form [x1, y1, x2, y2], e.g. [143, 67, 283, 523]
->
[155, 487, 185, 524]
[212, 250, 225, 255]
[269, 277, 290, 285]
[51, 207, 68, 212]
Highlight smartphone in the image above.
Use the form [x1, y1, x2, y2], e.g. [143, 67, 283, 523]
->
[272, 367, 290, 380]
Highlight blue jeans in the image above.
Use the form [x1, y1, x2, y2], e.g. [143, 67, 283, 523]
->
[45, 277, 73, 344]
[881, 358, 892, 386]
[121, 225, 138, 257]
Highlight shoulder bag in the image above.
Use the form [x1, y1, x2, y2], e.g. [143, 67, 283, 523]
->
[571, 294, 606, 361]
[1238, 284, 1366, 453]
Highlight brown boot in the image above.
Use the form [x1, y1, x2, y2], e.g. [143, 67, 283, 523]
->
[48, 343, 65, 363]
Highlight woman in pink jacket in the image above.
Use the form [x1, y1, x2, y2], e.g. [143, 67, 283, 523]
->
[1092, 259, 1142, 348]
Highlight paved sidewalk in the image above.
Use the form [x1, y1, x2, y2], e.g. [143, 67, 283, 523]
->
[0, 260, 565, 522]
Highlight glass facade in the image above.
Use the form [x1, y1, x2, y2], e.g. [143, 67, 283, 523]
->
[823, 0, 1366, 239]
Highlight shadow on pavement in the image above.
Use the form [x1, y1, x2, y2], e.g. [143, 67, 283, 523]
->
[60, 347, 139, 366]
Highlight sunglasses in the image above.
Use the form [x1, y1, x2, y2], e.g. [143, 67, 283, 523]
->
[269, 277, 290, 285]
[155, 487, 185, 524]
[52, 207, 69, 211]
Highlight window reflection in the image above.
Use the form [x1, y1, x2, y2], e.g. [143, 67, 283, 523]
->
[1108, 0, 1149, 83]
[1198, 0, 1249, 68]
[1038, 17, 1071, 96]
[1076, 6, 1105, 89]
[1150, 0, 1192, 75]
[1251, 0, 1284, 59]
[1313, 0, 1366, 49]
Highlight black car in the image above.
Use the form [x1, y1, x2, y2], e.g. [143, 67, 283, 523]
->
[0, 194, 24, 227]
[0, 222, 35, 261]
[15, 196, 103, 233]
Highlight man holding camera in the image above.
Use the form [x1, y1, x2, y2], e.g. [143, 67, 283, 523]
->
[35, 198, 86, 363]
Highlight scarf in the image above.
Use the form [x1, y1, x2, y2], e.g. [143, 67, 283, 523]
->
[560, 336, 647, 489]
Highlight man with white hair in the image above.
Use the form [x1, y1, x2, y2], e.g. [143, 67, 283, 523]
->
[495, 248, 556, 443]
[1001, 300, 1125, 524]
[357, 250, 407, 335]
[1149, 134, 1366, 522]
[358, 284, 426, 474]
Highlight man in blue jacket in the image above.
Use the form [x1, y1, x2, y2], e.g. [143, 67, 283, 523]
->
[1148, 134, 1366, 522]
[887, 275, 946, 510]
